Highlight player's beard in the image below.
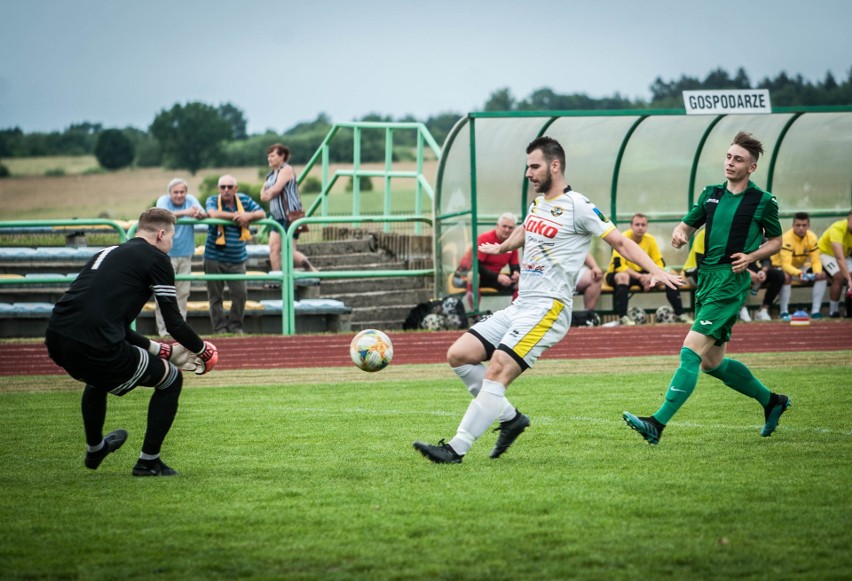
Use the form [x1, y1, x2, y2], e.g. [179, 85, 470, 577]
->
[534, 169, 553, 193]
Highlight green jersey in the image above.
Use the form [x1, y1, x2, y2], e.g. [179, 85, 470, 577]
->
[683, 180, 781, 267]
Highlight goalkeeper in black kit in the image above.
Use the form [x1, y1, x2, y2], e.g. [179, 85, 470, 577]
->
[45, 208, 219, 477]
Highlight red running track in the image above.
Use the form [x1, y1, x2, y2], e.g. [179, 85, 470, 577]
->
[3, 321, 851, 376]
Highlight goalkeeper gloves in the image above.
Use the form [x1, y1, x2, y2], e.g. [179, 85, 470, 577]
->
[193, 341, 219, 375]
[148, 340, 173, 360]
[148, 340, 216, 375]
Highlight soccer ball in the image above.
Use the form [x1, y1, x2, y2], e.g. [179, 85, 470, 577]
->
[628, 306, 647, 325]
[655, 305, 676, 323]
[350, 329, 393, 372]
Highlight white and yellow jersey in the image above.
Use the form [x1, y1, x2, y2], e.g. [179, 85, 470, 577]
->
[519, 188, 615, 304]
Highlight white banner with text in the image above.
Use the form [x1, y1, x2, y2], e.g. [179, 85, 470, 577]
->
[683, 89, 772, 115]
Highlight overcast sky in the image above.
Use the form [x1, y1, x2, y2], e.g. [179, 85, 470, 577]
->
[1, 0, 850, 134]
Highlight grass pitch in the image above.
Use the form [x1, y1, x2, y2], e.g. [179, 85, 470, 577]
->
[1, 352, 850, 579]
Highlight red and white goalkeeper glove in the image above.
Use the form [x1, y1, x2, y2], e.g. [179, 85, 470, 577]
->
[148, 341, 200, 372]
[192, 341, 219, 375]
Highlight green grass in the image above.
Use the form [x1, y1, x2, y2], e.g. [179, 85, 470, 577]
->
[3, 155, 100, 177]
[1, 353, 850, 579]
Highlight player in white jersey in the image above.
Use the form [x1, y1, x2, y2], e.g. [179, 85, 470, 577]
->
[414, 136, 683, 464]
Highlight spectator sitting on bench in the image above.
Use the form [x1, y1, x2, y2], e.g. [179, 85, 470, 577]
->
[574, 254, 603, 326]
[816, 209, 852, 318]
[740, 253, 784, 322]
[773, 212, 827, 321]
[605, 213, 693, 326]
[455, 212, 520, 306]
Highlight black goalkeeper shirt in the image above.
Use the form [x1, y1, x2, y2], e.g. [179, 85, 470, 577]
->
[47, 237, 204, 353]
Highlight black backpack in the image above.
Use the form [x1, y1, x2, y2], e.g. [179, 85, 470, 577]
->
[403, 297, 469, 331]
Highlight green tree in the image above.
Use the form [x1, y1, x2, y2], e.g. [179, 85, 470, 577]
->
[57, 122, 102, 155]
[424, 112, 463, 146]
[484, 87, 516, 111]
[150, 102, 232, 174]
[218, 103, 248, 140]
[0, 127, 24, 157]
[94, 128, 135, 170]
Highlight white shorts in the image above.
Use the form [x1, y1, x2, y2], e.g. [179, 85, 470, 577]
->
[468, 296, 571, 370]
[820, 253, 852, 278]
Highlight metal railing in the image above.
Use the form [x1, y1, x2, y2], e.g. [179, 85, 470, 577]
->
[1, 215, 435, 336]
[0, 219, 129, 288]
[282, 215, 434, 335]
[298, 121, 441, 235]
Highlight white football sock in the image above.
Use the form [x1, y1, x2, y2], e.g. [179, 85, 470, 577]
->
[452, 363, 486, 397]
[779, 284, 791, 313]
[830, 300, 839, 313]
[449, 379, 507, 455]
[812, 279, 827, 313]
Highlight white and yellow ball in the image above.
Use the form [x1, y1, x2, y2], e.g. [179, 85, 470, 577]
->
[349, 329, 394, 372]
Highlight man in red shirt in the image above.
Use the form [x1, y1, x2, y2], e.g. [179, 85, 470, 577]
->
[456, 213, 520, 302]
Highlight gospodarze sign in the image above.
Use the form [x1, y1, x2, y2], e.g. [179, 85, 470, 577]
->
[683, 89, 772, 115]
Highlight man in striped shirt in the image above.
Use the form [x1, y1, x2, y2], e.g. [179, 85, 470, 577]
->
[204, 175, 266, 334]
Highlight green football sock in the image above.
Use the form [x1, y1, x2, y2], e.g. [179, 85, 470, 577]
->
[653, 347, 701, 425]
[704, 358, 771, 406]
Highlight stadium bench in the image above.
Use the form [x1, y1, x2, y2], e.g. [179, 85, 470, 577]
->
[0, 298, 353, 338]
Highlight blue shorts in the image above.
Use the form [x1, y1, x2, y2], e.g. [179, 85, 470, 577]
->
[270, 217, 300, 241]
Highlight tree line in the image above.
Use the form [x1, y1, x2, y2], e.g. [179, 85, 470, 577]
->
[1, 66, 849, 176]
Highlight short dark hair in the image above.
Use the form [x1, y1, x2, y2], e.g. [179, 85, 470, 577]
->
[138, 207, 176, 233]
[526, 136, 566, 174]
[732, 131, 764, 163]
[267, 143, 291, 162]
[793, 212, 810, 222]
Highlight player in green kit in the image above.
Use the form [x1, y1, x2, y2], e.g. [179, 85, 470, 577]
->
[623, 132, 790, 444]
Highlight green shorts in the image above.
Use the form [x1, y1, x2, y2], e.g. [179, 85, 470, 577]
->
[690, 265, 751, 345]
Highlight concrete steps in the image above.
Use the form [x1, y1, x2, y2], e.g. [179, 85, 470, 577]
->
[301, 233, 433, 331]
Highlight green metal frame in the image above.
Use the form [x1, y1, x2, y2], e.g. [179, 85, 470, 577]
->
[433, 105, 852, 307]
[282, 215, 433, 335]
[298, 121, 442, 236]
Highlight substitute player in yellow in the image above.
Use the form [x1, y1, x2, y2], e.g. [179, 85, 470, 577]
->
[815, 210, 852, 318]
[605, 212, 693, 325]
[772, 212, 826, 320]
[624, 132, 790, 444]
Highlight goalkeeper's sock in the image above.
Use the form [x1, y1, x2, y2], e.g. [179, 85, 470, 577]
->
[704, 358, 771, 407]
[141, 373, 182, 457]
[452, 363, 485, 397]
[653, 347, 701, 425]
[81, 384, 108, 448]
[449, 379, 506, 455]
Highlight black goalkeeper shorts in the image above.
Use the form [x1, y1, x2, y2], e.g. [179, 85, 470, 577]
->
[45, 330, 167, 395]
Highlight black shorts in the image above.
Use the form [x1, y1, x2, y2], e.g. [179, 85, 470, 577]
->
[45, 330, 168, 396]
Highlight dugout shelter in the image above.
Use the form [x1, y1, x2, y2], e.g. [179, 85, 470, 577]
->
[433, 107, 852, 306]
